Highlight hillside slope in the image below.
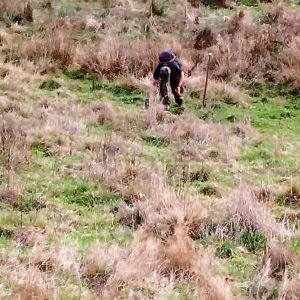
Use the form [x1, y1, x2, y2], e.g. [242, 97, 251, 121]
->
[0, 0, 300, 299]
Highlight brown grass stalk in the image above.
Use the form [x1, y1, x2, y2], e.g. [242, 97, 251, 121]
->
[228, 183, 292, 241]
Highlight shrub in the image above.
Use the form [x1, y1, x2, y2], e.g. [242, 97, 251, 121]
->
[194, 28, 217, 50]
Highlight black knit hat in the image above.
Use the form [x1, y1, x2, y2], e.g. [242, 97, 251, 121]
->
[159, 50, 176, 63]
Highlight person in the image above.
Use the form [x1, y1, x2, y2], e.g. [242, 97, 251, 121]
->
[147, 49, 185, 111]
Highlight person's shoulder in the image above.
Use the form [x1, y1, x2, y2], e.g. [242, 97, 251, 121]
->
[170, 60, 182, 69]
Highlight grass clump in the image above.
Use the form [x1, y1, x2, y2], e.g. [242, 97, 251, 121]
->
[240, 229, 266, 253]
[57, 179, 103, 207]
[216, 239, 236, 258]
[276, 181, 300, 207]
[144, 136, 167, 148]
[39, 80, 61, 91]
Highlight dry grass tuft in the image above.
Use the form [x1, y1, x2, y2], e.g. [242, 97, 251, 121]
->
[82, 242, 122, 280]
[91, 100, 116, 125]
[29, 244, 80, 276]
[279, 273, 300, 300]
[247, 258, 276, 299]
[0, 0, 33, 25]
[0, 189, 21, 208]
[193, 259, 233, 300]
[228, 184, 292, 241]
[0, 113, 29, 186]
[10, 266, 57, 300]
[134, 171, 208, 239]
[233, 119, 261, 142]
[249, 239, 300, 298]
[15, 226, 51, 247]
[164, 223, 195, 271]
[276, 179, 300, 208]
[265, 239, 298, 279]
[101, 229, 166, 298]
[150, 114, 242, 163]
[75, 36, 159, 79]
[143, 101, 174, 128]
[6, 25, 75, 73]
[75, 35, 184, 79]
[206, 80, 250, 107]
[41, 109, 86, 138]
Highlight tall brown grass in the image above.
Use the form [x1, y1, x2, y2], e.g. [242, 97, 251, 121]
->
[3, 23, 75, 73]
[0, 0, 33, 25]
[228, 183, 292, 241]
[279, 273, 300, 300]
[0, 113, 29, 187]
[143, 113, 242, 163]
[74, 34, 186, 79]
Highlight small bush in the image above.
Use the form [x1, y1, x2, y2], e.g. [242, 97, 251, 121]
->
[194, 28, 217, 50]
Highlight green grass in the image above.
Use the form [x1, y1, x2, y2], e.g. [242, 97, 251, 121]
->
[187, 81, 300, 141]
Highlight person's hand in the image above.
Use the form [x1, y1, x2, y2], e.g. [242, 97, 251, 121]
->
[174, 86, 182, 96]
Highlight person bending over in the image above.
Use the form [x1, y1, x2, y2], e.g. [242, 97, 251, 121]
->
[148, 49, 184, 111]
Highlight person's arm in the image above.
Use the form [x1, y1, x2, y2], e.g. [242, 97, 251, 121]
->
[178, 71, 184, 88]
[149, 79, 158, 101]
[175, 71, 184, 95]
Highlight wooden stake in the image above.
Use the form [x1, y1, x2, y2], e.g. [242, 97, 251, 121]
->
[202, 53, 212, 108]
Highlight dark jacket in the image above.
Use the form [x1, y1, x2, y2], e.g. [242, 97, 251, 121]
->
[153, 60, 182, 87]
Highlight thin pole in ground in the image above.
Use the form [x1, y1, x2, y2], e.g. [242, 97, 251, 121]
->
[203, 52, 212, 108]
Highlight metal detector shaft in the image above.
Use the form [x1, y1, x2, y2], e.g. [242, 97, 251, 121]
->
[203, 53, 212, 108]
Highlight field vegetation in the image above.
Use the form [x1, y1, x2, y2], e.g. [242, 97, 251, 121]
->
[1, 0, 300, 299]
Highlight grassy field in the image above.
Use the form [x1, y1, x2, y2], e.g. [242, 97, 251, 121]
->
[1, 0, 300, 299]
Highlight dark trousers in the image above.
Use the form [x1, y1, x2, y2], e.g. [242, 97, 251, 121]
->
[159, 78, 184, 107]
